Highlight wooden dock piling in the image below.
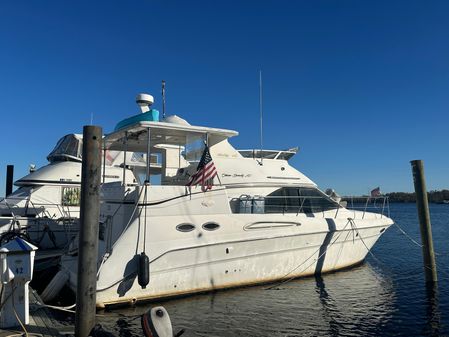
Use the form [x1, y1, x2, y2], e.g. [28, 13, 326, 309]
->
[75, 126, 102, 337]
[5, 165, 13, 197]
[410, 159, 438, 283]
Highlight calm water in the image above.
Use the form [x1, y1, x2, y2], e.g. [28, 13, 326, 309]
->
[88, 204, 449, 336]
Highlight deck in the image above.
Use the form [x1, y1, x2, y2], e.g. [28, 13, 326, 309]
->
[0, 288, 74, 337]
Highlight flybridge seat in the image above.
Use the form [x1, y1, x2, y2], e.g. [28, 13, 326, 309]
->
[47, 134, 83, 163]
[238, 148, 298, 161]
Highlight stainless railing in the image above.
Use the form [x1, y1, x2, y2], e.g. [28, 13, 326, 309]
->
[341, 196, 390, 219]
[0, 195, 79, 220]
[230, 195, 390, 219]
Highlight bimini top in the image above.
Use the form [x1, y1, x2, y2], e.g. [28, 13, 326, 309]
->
[47, 134, 83, 163]
[104, 119, 238, 152]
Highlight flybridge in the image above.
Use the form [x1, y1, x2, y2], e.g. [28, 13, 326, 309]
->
[104, 120, 239, 152]
[105, 92, 238, 152]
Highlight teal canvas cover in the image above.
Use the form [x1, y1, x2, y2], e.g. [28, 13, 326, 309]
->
[114, 109, 160, 131]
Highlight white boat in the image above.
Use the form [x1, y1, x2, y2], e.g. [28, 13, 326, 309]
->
[49, 94, 393, 308]
[0, 134, 137, 249]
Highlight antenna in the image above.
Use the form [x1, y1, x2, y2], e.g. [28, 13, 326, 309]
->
[162, 80, 166, 119]
[136, 93, 154, 113]
[90, 112, 93, 125]
[259, 70, 264, 165]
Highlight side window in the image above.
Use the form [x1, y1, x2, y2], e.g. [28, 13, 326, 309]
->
[62, 187, 81, 206]
[264, 188, 285, 213]
[299, 187, 338, 212]
[265, 187, 338, 213]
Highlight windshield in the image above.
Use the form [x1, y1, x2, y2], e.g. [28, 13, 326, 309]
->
[238, 149, 297, 161]
[47, 134, 83, 163]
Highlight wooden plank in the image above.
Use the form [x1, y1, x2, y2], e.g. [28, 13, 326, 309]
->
[0, 287, 75, 337]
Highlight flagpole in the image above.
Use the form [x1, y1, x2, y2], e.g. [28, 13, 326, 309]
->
[205, 133, 222, 186]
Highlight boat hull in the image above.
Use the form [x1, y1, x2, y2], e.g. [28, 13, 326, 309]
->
[61, 215, 391, 308]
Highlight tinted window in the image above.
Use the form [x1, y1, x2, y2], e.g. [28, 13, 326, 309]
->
[176, 223, 195, 232]
[265, 187, 338, 214]
[202, 222, 220, 231]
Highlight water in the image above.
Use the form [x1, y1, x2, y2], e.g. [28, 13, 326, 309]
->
[90, 204, 449, 336]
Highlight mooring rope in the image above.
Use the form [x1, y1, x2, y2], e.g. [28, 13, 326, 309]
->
[350, 219, 449, 281]
[393, 222, 423, 248]
[112, 186, 146, 250]
[393, 222, 449, 257]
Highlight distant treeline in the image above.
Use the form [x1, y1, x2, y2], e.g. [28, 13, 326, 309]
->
[386, 190, 449, 203]
[343, 190, 449, 204]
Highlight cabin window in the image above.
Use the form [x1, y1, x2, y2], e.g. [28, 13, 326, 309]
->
[202, 222, 220, 231]
[176, 223, 196, 232]
[264, 187, 338, 214]
[62, 187, 81, 206]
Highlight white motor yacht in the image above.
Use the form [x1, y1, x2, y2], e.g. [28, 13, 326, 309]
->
[0, 134, 136, 249]
[47, 94, 393, 308]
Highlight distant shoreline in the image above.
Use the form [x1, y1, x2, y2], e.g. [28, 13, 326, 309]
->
[344, 189, 449, 204]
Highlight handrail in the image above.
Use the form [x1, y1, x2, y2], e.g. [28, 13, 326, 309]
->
[230, 194, 390, 219]
[341, 196, 390, 218]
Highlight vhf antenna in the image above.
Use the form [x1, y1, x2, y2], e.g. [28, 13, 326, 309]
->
[162, 80, 166, 119]
[259, 70, 264, 165]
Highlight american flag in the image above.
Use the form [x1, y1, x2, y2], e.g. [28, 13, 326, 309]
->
[186, 145, 217, 191]
[370, 187, 381, 197]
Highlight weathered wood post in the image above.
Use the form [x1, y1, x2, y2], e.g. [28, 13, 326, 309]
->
[5, 165, 14, 197]
[75, 126, 102, 337]
[410, 160, 438, 283]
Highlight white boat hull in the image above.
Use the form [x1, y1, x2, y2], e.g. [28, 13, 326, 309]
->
[61, 213, 391, 308]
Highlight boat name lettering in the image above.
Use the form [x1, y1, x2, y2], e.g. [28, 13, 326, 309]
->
[222, 173, 252, 178]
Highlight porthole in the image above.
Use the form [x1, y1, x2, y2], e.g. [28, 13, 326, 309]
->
[176, 223, 195, 232]
[202, 222, 220, 231]
[379, 228, 386, 233]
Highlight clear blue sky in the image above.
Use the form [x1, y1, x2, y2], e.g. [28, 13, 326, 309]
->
[1, 0, 448, 195]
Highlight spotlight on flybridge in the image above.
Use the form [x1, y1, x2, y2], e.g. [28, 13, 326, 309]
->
[136, 93, 154, 113]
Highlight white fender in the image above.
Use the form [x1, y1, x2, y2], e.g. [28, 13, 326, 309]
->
[40, 269, 69, 302]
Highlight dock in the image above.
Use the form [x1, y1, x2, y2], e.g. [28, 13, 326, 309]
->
[0, 288, 74, 337]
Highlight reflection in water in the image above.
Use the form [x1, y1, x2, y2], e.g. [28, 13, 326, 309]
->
[97, 264, 395, 337]
[315, 275, 340, 337]
[425, 282, 441, 337]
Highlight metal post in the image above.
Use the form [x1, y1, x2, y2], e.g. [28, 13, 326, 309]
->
[411, 160, 438, 283]
[5, 165, 13, 197]
[102, 147, 106, 184]
[162, 80, 166, 119]
[122, 131, 128, 186]
[146, 128, 151, 183]
[75, 126, 102, 337]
